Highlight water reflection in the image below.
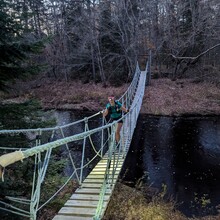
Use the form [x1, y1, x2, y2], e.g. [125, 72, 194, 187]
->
[199, 119, 220, 161]
[123, 115, 220, 217]
[144, 117, 175, 195]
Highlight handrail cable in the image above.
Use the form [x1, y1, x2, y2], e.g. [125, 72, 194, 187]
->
[0, 55, 151, 220]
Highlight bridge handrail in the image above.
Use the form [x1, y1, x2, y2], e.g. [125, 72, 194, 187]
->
[94, 63, 148, 219]
[0, 69, 143, 168]
[119, 61, 141, 101]
[0, 111, 102, 134]
[0, 54, 151, 220]
[0, 63, 141, 135]
[0, 70, 145, 218]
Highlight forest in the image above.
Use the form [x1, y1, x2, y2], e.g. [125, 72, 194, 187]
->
[0, 0, 220, 90]
[1, 1, 220, 220]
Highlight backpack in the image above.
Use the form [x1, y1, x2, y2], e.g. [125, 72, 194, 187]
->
[108, 101, 122, 115]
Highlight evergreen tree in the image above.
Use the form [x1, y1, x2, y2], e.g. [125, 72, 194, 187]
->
[0, 0, 44, 90]
[65, 0, 94, 80]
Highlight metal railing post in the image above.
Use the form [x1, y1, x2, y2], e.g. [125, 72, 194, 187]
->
[101, 117, 105, 157]
[125, 93, 128, 109]
[80, 118, 88, 185]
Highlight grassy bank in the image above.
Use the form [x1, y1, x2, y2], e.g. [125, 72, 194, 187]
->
[104, 183, 183, 220]
[104, 183, 220, 220]
[142, 78, 220, 116]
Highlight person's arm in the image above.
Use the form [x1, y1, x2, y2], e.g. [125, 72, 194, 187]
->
[102, 108, 109, 117]
[117, 101, 128, 113]
[121, 106, 129, 113]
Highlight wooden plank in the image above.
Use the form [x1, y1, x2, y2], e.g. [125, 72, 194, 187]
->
[93, 166, 121, 169]
[53, 215, 92, 220]
[82, 177, 117, 185]
[70, 194, 110, 201]
[89, 172, 120, 178]
[65, 200, 107, 207]
[81, 183, 103, 188]
[86, 175, 106, 179]
[83, 178, 117, 183]
[97, 160, 123, 164]
[102, 154, 120, 158]
[58, 207, 96, 216]
[95, 163, 123, 167]
[87, 172, 120, 177]
[100, 155, 123, 160]
[89, 173, 119, 177]
[91, 168, 120, 172]
[75, 188, 112, 195]
[102, 155, 122, 159]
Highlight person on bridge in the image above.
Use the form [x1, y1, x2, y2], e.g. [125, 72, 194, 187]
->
[102, 96, 129, 145]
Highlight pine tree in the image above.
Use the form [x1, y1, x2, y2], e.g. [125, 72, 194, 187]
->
[0, 0, 44, 90]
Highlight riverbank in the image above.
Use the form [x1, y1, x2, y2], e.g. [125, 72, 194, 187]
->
[1, 79, 220, 220]
[104, 183, 220, 220]
[1, 78, 220, 115]
[142, 78, 220, 115]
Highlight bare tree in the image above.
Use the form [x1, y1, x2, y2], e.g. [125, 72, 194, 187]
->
[7, 0, 220, 84]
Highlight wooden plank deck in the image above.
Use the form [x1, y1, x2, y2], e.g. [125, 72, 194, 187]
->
[53, 72, 146, 220]
[53, 147, 129, 220]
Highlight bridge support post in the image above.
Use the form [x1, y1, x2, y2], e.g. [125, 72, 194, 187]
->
[80, 118, 88, 185]
[101, 117, 105, 157]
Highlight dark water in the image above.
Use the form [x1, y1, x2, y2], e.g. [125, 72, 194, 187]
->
[123, 114, 220, 217]
[1, 106, 220, 218]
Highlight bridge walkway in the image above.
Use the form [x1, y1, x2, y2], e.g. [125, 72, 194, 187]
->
[0, 57, 150, 220]
[53, 71, 146, 220]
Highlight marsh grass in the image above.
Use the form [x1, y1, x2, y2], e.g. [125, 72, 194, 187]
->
[103, 183, 220, 220]
[103, 183, 185, 220]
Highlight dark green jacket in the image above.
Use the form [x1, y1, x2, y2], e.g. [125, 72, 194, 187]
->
[106, 101, 122, 119]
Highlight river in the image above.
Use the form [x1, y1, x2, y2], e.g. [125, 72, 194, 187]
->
[52, 111, 220, 217]
[0, 107, 220, 218]
[123, 114, 220, 217]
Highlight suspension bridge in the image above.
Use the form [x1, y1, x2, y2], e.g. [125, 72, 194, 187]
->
[0, 55, 151, 220]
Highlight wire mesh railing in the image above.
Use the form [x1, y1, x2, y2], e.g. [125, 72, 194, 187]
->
[0, 55, 151, 220]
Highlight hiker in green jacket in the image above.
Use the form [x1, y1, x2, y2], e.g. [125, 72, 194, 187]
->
[102, 95, 129, 144]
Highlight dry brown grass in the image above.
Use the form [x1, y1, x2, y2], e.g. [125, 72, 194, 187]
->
[142, 78, 220, 115]
[104, 183, 186, 220]
[104, 183, 220, 220]
[24, 79, 129, 110]
[1, 77, 220, 115]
